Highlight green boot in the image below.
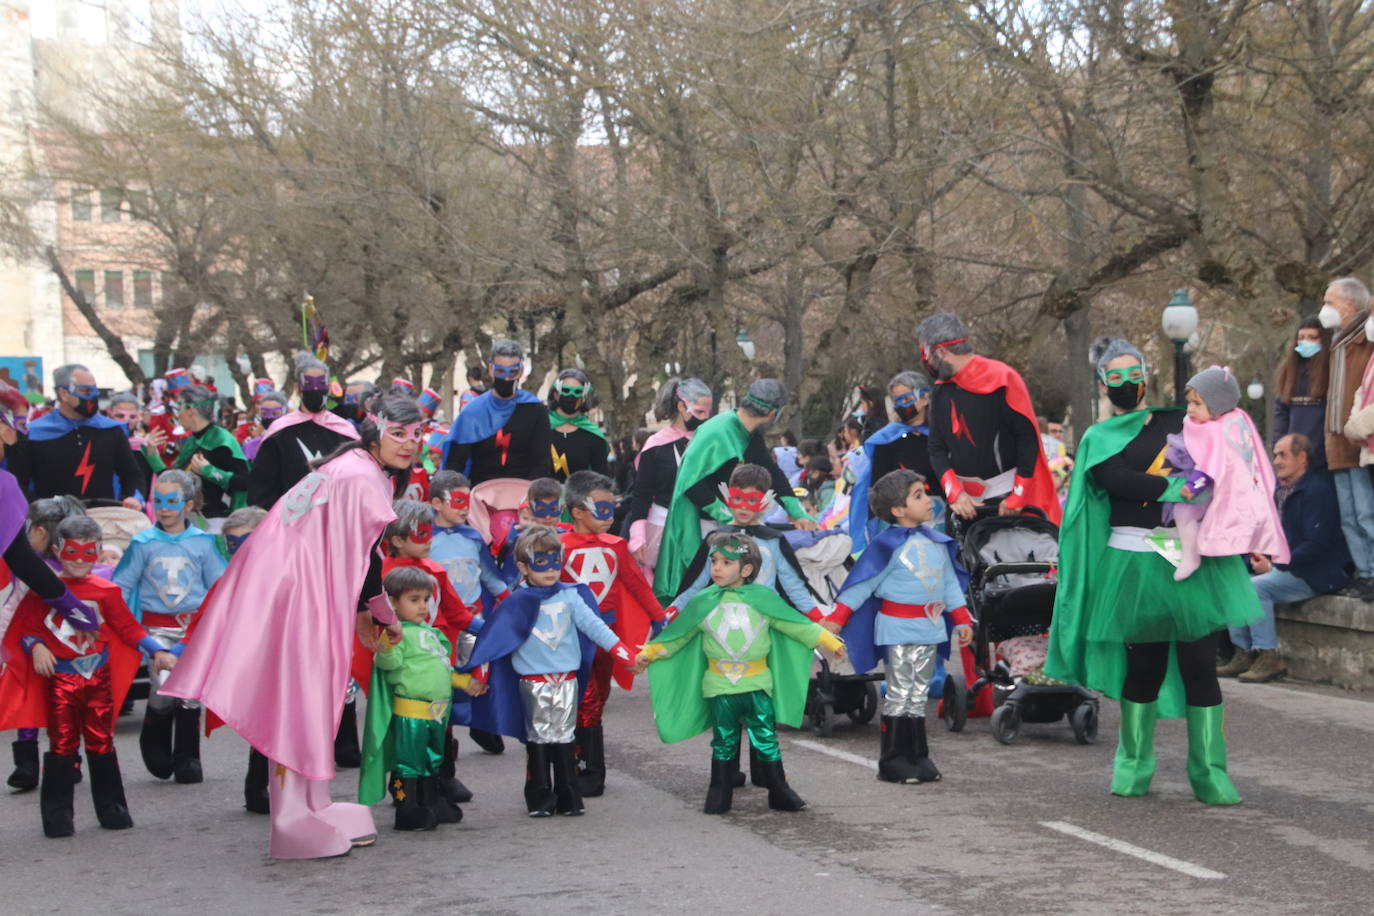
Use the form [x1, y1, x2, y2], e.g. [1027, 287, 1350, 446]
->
[1110, 699, 1157, 797]
[1185, 705, 1240, 806]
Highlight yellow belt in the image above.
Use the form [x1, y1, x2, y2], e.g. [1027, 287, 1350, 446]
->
[711, 658, 768, 683]
[393, 697, 450, 722]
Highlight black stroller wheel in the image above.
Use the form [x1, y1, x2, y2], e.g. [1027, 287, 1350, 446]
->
[943, 674, 968, 733]
[1070, 702, 1098, 745]
[848, 682, 879, 724]
[809, 695, 833, 738]
[991, 703, 1021, 745]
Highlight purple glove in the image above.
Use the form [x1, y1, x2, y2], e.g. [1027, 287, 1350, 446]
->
[1184, 469, 1214, 494]
[44, 589, 100, 632]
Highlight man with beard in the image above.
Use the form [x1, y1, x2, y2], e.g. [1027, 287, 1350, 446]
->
[248, 354, 359, 510]
[654, 378, 817, 604]
[917, 314, 1061, 524]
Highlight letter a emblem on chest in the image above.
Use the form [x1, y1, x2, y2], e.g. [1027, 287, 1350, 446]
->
[567, 547, 617, 602]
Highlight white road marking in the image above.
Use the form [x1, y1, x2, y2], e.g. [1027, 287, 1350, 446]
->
[1041, 820, 1227, 880]
[789, 737, 877, 770]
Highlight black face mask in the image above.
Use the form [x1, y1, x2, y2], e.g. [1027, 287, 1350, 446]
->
[492, 378, 516, 398]
[684, 415, 705, 432]
[1106, 382, 1145, 412]
[73, 397, 99, 419]
[556, 395, 581, 414]
[301, 390, 327, 413]
[895, 403, 921, 422]
[333, 403, 360, 424]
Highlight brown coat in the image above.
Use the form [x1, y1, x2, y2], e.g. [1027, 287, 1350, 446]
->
[1325, 315, 1374, 470]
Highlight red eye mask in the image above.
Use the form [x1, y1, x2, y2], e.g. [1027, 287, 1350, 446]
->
[59, 540, 100, 563]
[725, 488, 766, 512]
[447, 491, 471, 511]
[408, 525, 433, 544]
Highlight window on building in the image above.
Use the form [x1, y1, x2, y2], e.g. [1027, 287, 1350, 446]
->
[133, 270, 153, 308]
[100, 189, 122, 223]
[74, 269, 96, 303]
[126, 189, 149, 221]
[71, 188, 92, 221]
[105, 270, 124, 307]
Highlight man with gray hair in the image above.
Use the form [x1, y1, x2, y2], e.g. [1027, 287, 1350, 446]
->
[11, 363, 145, 507]
[653, 378, 817, 603]
[917, 313, 1061, 524]
[1320, 277, 1374, 596]
[441, 339, 553, 485]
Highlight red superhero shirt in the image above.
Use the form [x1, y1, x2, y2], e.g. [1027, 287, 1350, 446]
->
[559, 531, 665, 689]
[0, 575, 146, 730]
[350, 556, 475, 695]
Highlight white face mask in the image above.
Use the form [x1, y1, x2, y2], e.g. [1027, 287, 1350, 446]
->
[1365, 315, 1374, 342]
[1318, 304, 1344, 330]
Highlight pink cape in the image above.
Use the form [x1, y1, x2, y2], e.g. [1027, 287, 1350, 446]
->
[1181, 412, 1290, 562]
[260, 408, 360, 444]
[635, 425, 691, 470]
[161, 449, 395, 780]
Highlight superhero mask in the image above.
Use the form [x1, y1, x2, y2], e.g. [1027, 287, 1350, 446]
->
[1100, 364, 1146, 411]
[258, 405, 285, 425]
[892, 387, 930, 422]
[407, 524, 433, 544]
[153, 491, 186, 512]
[556, 380, 589, 398]
[299, 374, 329, 413]
[59, 539, 100, 563]
[580, 498, 616, 521]
[1100, 364, 1145, 387]
[224, 532, 250, 556]
[920, 338, 967, 380]
[527, 550, 562, 573]
[710, 539, 747, 561]
[375, 419, 425, 444]
[530, 498, 562, 521]
[447, 490, 471, 511]
[63, 384, 101, 419]
[109, 408, 141, 427]
[491, 360, 523, 398]
[681, 396, 711, 431]
[725, 487, 768, 513]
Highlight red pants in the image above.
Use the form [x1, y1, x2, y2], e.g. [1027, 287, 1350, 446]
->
[47, 667, 115, 756]
[576, 649, 614, 728]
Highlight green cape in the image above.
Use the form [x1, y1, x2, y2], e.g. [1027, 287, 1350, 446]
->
[646, 583, 817, 744]
[357, 627, 453, 806]
[653, 412, 751, 602]
[1045, 407, 1190, 718]
[175, 424, 249, 512]
[549, 410, 607, 441]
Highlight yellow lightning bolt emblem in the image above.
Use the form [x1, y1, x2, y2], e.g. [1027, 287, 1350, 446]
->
[1145, 446, 1171, 478]
[551, 446, 570, 478]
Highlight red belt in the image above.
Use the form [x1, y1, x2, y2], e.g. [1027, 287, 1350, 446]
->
[519, 672, 575, 684]
[879, 600, 944, 619]
[142, 611, 194, 629]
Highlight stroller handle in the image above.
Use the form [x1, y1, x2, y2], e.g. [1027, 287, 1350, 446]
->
[979, 562, 1056, 580]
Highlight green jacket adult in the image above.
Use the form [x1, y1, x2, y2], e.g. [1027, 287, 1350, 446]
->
[148, 424, 250, 518]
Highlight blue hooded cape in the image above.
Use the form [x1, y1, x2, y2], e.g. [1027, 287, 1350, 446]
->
[847, 420, 926, 554]
[440, 389, 544, 470]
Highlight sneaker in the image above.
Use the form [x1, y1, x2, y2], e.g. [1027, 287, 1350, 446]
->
[1216, 650, 1256, 678]
[1238, 650, 1288, 683]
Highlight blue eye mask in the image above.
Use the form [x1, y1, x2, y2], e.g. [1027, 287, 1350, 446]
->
[527, 551, 562, 573]
[224, 532, 249, 556]
[153, 492, 185, 512]
[582, 499, 615, 521]
[530, 498, 562, 520]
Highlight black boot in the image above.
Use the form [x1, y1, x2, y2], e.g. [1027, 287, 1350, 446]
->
[439, 734, 473, 804]
[749, 741, 771, 788]
[244, 747, 270, 814]
[334, 701, 361, 768]
[704, 757, 735, 815]
[877, 715, 922, 784]
[760, 758, 807, 811]
[172, 704, 203, 784]
[87, 751, 133, 829]
[423, 775, 463, 824]
[39, 752, 77, 838]
[8, 739, 39, 791]
[393, 776, 436, 831]
[524, 743, 556, 817]
[575, 724, 605, 797]
[469, 727, 505, 754]
[907, 716, 941, 783]
[551, 742, 584, 816]
[139, 706, 175, 779]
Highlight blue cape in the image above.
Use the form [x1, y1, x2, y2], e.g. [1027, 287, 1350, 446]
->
[27, 410, 123, 443]
[459, 582, 600, 742]
[847, 420, 926, 553]
[440, 389, 544, 467]
[115, 525, 219, 622]
[837, 524, 968, 682]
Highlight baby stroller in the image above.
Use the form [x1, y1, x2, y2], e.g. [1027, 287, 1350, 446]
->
[946, 506, 1098, 745]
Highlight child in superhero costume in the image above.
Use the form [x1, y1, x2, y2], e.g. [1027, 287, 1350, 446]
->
[460, 526, 636, 817]
[558, 470, 665, 797]
[636, 531, 844, 814]
[825, 469, 972, 784]
[359, 566, 486, 831]
[0, 515, 176, 836]
[113, 469, 225, 784]
[493, 478, 566, 587]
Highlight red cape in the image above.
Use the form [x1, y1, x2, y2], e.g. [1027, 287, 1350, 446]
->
[559, 531, 664, 690]
[945, 356, 1063, 524]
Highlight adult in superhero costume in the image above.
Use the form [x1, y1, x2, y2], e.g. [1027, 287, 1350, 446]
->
[142, 385, 250, 520]
[442, 339, 554, 484]
[547, 368, 610, 481]
[160, 396, 421, 858]
[10, 364, 146, 507]
[1046, 339, 1260, 805]
[848, 371, 938, 553]
[619, 377, 714, 577]
[654, 378, 817, 604]
[916, 314, 1061, 524]
[249, 354, 360, 509]
[333, 379, 379, 432]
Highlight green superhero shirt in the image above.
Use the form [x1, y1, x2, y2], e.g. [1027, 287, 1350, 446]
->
[372, 621, 454, 702]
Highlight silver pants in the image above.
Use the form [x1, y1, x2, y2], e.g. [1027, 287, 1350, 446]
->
[519, 674, 577, 744]
[882, 643, 938, 717]
[145, 629, 200, 713]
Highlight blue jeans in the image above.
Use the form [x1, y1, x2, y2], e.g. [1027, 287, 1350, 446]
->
[1234, 569, 1314, 651]
[1332, 468, 1374, 577]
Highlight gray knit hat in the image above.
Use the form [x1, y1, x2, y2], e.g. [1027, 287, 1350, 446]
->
[1186, 365, 1240, 417]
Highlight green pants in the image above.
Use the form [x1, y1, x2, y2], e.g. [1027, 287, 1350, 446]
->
[390, 715, 446, 778]
[708, 690, 780, 763]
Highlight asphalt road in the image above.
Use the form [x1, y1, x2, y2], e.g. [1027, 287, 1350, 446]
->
[1, 674, 1370, 915]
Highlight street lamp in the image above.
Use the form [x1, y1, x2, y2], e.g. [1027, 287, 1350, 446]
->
[1247, 379, 1264, 401]
[736, 330, 756, 361]
[1161, 290, 1199, 406]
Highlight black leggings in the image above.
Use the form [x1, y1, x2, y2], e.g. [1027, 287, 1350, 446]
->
[1122, 632, 1222, 707]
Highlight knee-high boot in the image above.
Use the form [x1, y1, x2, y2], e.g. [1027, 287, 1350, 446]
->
[704, 757, 735, 814]
[172, 704, 203, 784]
[575, 724, 605, 797]
[245, 747, 270, 814]
[1185, 704, 1240, 805]
[523, 743, 556, 817]
[760, 758, 807, 812]
[8, 738, 39, 791]
[87, 750, 133, 829]
[552, 742, 584, 816]
[40, 752, 77, 838]
[1110, 699, 1158, 797]
[334, 700, 361, 768]
[139, 705, 175, 779]
[439, 733, 473, 804]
